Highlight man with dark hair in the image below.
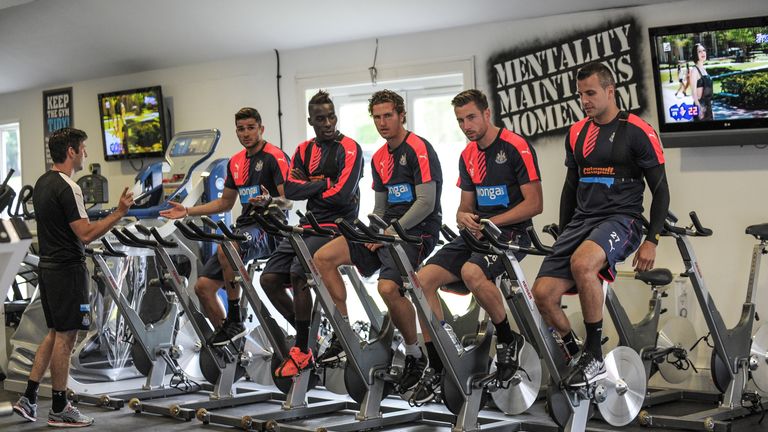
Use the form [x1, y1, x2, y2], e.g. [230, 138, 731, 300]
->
[408, 89, 543, 404]
[312, 89, 442, 393]
[160, 107, 291, 346]
[532, 61, 670, 387]
[14, 128, 134, 427]
[265, 90, 364, 377]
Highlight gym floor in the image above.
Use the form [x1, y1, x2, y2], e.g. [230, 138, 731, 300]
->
[1, 375, 765, 431]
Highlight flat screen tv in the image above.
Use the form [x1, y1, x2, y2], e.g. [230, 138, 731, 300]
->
[98, 86, 168, 160]
[648, 16, 768, 147]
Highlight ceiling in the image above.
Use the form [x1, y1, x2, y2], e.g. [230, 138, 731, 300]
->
[0, 0, 677, 95]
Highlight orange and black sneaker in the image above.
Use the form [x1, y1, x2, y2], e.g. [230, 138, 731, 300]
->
[274, 347, 314, 378]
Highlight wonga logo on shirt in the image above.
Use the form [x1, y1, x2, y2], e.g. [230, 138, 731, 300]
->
[387, 183, 414, 203]
[238, 185, 261, 204]
[476, 185, 510, 207]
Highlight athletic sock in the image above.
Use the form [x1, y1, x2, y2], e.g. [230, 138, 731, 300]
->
[404, 343, 422, 359]
[425, 342, 443, 373]
[52, 389, 67, 413]
[584, 320, 604, 362]
[562, 330, 580, 357]
[227, 298, 241, 322]
[23, 379, 39, 404]
[295, 320, 311, 353]
[493, 317, 516, 345]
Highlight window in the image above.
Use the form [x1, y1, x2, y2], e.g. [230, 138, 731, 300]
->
[0, 122, 21, 216]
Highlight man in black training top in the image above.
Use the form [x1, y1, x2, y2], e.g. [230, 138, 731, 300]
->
[264, 90, 364, 378]
[409, 89, 543, 404]
[160, 107, 291, 346]
[532, 62, 670, 388]
[313, 89, 442, 393]
[14, 128, 134, 427]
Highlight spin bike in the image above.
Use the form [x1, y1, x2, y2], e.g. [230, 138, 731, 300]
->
[541, 223, 698, 390]
[639, 212, 768, 431]
[111, 222, 270, 421]
[460, 219, 647, 430]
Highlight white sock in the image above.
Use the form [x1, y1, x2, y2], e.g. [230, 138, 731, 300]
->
[404, 343, 422, 358]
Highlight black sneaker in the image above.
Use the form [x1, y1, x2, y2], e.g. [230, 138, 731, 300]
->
[316, 334, 345, 365]
[209, 319, 247, 347]
[562, 351, 607, 388]
[398, 353, 428, 392]
[409, 368, 443, 406]
[495, 335, 524, 385]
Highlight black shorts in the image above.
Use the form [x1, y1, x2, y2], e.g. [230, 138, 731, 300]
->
[39, 261, 91, 331]
[537, 214, 643, 287]
[200, 224, 279, 281]
[262, 233, 336, 277]
[348, 235, 438, 287]
[426, 229, 530, 280]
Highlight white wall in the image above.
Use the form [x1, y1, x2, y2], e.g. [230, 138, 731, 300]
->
[1, 0, 767, 343]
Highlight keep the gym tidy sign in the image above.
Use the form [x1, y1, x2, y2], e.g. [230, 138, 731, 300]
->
[42, 87, 74, 170]
[488, 18, 646, 139]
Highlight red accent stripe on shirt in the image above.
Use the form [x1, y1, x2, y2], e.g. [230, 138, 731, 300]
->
[627, 114, 665, 164]
[288, 141, 311, 184]
[404, 133, 432, 183]
[322, 136, 358, 199]
[583, 124, 599, 158]
[500, 129, 539, 181]
[569, 117, 590, 152]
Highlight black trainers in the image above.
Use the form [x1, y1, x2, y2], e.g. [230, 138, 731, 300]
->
[409, 368, 443, 406]
[397, 353, 428, 392]
[209, 319, 247, 347]
[562, 351, 607, 388]
[316, 334, 345, 365]
[495, 335, 525, 385]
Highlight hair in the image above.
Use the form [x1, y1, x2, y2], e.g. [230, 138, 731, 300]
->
[576, 61, 616, 89]
[451, 89, 489, 111]
[308, 90, 334, 114]
[49, 127, 87, 164]
[235, 107, 262, 124]
[692, 43, 706, 62]
[368, 89, 406, 123]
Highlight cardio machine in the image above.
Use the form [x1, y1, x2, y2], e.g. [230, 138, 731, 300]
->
[639, 212, 768, 431]
[459, 219, 647, 430]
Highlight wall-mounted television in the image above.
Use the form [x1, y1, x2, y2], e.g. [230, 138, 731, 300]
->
[648, 16, 768, 148]
[98, 86, 168, 160]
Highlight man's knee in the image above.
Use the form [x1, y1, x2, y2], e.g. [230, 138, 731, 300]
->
[532, 279, 557, 310]
[377, 280, 401, 302]
[570, 255, 598, 281]
[195, 277, 219, 298]
[416, 265, 442, 295]
[460, 263, 488, 290]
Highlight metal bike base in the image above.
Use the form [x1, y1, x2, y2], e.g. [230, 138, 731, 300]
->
[70, 382, 215, 410]
[127, 386, 278, 421]
[639, 390, 761, 432]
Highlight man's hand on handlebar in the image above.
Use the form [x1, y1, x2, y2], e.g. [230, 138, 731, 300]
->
[457, 211, 482, 238]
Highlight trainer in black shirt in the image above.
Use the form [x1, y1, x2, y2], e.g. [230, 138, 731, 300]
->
[16, 128, 133, 424]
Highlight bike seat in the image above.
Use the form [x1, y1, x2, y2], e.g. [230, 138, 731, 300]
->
[635, 268, 673, 287]
[440, 281, 471, 296]
[746, 223, 768, 240]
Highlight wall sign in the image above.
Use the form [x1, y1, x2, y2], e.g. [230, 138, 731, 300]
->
[488, 18, 646, 139]
[43, 87, 73, 170]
